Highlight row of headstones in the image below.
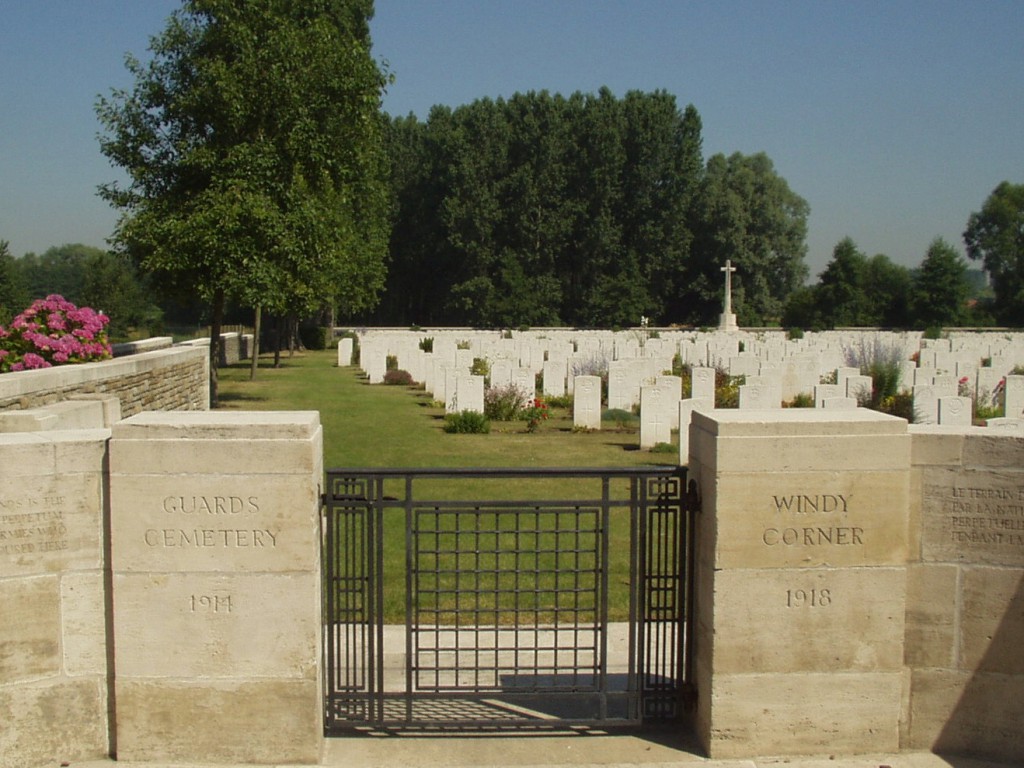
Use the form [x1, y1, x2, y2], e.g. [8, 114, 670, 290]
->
[342, 330, 1024, 438]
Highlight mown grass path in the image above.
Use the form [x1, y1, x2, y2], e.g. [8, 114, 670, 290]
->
[217, 349, 677, 470]
[218, 350, 678, 620]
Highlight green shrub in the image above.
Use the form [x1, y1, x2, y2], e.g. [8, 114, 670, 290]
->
[923, 326, 944, 340]
[715, 368, 743, 409]
[602, 408, 638, 430]
[418, 337, 433, 353]
[651, 441, 676, 454]
[471, 357, 490, 379]
[876, 392, 915, 422]
[443, 410, 490, 434]
[336, 331, 359, 364]
[385, 354, 397, 371]
[545, 393, 574, 409]
[843, 337, 905, 409]
[383, 369, 414, 386]
[787, 327, 804, 340]
[484, 383, 530, 420]
[784, 392, 815, 408]
[299, 325, 330, 350]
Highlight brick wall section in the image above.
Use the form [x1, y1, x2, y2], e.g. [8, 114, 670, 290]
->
[0, 346, 209, 416]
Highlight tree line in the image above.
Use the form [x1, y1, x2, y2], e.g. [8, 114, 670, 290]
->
[3, 1, 1024, 391]
[376, 89, 809, 328]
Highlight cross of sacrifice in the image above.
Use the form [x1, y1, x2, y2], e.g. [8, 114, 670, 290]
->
[720, 259, 736, 316]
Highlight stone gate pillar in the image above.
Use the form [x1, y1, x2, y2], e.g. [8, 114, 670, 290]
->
[688, 409, 910, 758]
[109, 412, 323, 763]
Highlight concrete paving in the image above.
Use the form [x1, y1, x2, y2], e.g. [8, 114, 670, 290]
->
[72, 734, 1017, 768]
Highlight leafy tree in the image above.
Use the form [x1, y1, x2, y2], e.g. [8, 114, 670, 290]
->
[12, 243, 159, 338]
[863, 254, 912, 327]
[97, 0, 390, 402]
[780, 285, 822, 330]
[814, 238, 872, 327]
[963, 181, 1024, 325]
[382, 89, 710, 327]
[686, 152, 809, 325]
[18, 244, 98, 302]
[910, 237, 970, 328]
[0, 240, 29, 325]
[80, 250, 162, 338]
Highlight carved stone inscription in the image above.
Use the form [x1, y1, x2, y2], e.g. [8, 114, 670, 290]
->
[144, 495, 278, 550]
[923, 470, 1024, 567]
[949, 486, 1024, 546]
[0, 495, 69, 556]
[761, 494, 865, 550]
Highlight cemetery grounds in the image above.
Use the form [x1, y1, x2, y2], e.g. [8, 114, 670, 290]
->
[217, 350, 678, 622]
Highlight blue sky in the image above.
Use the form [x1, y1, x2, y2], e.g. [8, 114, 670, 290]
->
[2, 1, 1022, 279]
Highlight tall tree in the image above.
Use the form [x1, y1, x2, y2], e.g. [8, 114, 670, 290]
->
[382, 88, 710, 327]
[686, 152, 809, 325]
[0, 240, 29, 325]
[97, 0, 390, 402]
[863, 253, 912, 327]
[910, 237, 970, 328]
[963, 181, 1024, 325]
[814, 237, 871, 327]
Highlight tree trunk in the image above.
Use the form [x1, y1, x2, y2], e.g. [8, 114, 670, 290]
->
[273, 314, 283, 368]
[249, 304, 262, 381]
[209, 288, 225, 408]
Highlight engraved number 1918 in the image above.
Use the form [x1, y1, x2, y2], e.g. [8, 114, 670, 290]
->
[786, 588, 831, 607]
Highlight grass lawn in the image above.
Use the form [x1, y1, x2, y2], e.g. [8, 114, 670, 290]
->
[217, 350, 682, 622]
[217, 349, 678, 470]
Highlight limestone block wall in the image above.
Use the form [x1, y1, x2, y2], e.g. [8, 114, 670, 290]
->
[0, 430, 112, 768]
[108, 412, 324, 764]
[904, 427, 1024, 762]
[0, 346, 208, 416]
[689, 409, 911, 759]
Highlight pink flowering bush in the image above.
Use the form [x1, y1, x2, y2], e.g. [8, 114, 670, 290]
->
[0, 295, 112, 373]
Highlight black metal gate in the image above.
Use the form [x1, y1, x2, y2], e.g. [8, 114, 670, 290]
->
[322, 467, 696, 733]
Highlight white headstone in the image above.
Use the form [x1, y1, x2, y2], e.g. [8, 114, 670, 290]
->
[913, 385, 939, 425]
[938, 396, 972, 426]
[739, 381, 777, 409]
[822, 396, 858, 409]
[337, 338, 353, 367]
[815, 384, 844, 408]
[490, 360, 513, 388]
[512, 369, 536, 400]
[690, 367, 716, 403]
[639, 384, 673, 449]
[678, 397, 713, 465]
[457, 374, 485, 414]
[573, 376, 602, 430]
[542, 360, 567, 397]
[845, 375, 874, 404]
[1004, 374, 1024, 418]
[608, 360, 641, 410]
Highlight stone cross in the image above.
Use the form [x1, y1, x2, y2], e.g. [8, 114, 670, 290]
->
[721, 259, 736, 317]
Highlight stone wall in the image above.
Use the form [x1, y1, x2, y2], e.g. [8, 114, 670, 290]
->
[689, 409, 911, 758]
[4, 403, 1023, 766]
[904, 426, 1024, 762]
[688, 412, 1024, 764]
[0, 346, 208, 417]
[0, 430, 112, 768]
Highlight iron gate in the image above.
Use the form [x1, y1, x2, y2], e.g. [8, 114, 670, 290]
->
[322, 467, 696, 733]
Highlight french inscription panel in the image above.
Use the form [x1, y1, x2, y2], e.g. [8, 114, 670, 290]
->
[714, 471, 909, 569]
[0, 475, 102, 578]
[111, 475, 319, 573]
[921, 468, 1024, 567]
